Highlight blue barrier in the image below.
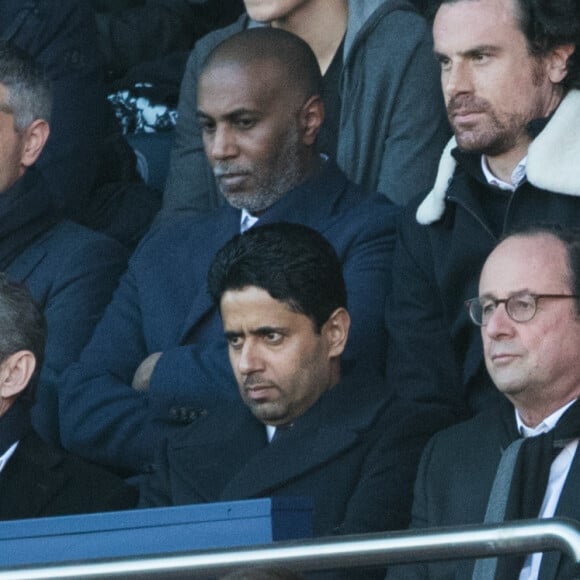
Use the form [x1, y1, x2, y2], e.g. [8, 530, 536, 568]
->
[0, 497, 313, 568]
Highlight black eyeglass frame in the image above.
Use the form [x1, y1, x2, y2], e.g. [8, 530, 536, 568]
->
[464, 293, 580, 326]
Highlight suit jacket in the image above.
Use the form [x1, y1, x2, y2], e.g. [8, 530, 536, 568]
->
[387, 401, 580, 579]
[2, 169, 129, 446]
[60, 160, 399, 473]
[0, 430, 137, 520]
[139, 376, 431, 542]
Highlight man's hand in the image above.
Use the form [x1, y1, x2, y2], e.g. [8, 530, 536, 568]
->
[132, 352, 162, 392]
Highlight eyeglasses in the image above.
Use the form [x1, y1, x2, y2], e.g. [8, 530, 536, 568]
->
[465, 292, 579, 326]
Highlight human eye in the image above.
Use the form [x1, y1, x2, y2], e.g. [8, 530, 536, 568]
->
[234, 116, 257, 130]
[435, 54, 452, 71]
[480, 298, 496, 317]
[197, 117, 216, 134]
[227, 334, 244, 350]
[471, 50, 492, 64]
[263, 331, 283, 345]
[508, 294, 536, 319]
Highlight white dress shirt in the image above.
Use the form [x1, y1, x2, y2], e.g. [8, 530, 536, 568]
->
[240, 210, 259, 233]
[481, 155, 527, 191]
[0, 441, 18, 474]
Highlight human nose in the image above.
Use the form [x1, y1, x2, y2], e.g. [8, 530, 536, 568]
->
[209, 124, 237, 161]
[237, 341, 264, 375]
[443, 60, 472, 99]
[484, 302, 516, 340]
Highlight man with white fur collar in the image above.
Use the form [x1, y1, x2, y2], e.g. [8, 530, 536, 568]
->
[385, 0, 580, 434]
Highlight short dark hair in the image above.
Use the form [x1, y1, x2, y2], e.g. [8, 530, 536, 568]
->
[201, 27, 323, 101]
[433, 0, 580, 89]
[0, 41, 52, 130]
[208, 223, 347, 332]
[503, 223, 580, 313]
[0, 274, 46, 404]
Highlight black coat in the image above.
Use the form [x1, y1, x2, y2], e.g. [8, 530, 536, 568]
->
[0, 431, 137, 520]
[385, 90, 580, 432]
[387, 401, 580, 579]
[139, 378, 434, 540]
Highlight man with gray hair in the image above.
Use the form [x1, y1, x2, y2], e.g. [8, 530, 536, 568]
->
[387, 225, 580, 579]
[0, 42, 128, 446]
[0, 274, 137, 519]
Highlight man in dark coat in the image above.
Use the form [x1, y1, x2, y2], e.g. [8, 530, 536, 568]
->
[140, 223, 430, 561]
[0, 274, 137, 520]
[387, 226, 580, 579]
[0, 42, 128, 445]
[385, 0, 580, 435]
[59, 28, 399, 474]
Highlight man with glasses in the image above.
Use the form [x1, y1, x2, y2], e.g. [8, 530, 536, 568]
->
[387, 225, 580, 580]
[385, 0, 580, 437]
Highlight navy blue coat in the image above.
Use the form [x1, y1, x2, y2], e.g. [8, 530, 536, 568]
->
[60, 161, 399, 472]
[2, 170, 128, 445]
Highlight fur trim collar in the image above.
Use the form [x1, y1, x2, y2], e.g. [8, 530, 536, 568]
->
[416, 89, 580, 225]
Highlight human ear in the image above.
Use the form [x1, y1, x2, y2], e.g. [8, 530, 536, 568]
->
[322, 307, 351, 358]
[20, 119, 50, 168]
[547, 43, 576, 84]
[0, 351, 36, 401]
[299, 95, 324, 146]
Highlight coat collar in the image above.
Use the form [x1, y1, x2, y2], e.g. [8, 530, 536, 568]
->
[416, 89, 580, 225]
[166, 375, 388, 502]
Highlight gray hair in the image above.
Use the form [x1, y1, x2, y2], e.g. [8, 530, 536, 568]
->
[0, 273, 46, 405]
[0, 42, 52, 131]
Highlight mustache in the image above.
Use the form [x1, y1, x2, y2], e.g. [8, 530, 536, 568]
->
[243, 374, 274, 389]
[213, 163, 250, 178]
[447, 95, 489, 115]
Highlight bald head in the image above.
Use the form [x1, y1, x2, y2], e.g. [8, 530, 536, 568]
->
[197, 28, 325, 213]
[201, 27, 322, 104]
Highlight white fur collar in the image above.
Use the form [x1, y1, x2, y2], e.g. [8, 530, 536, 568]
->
[416, 89, 580, 225]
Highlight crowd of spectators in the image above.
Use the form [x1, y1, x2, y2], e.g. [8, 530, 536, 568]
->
[0, 0, 579, 578]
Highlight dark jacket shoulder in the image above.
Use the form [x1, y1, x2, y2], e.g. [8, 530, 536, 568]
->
[0, 431, 137, 520]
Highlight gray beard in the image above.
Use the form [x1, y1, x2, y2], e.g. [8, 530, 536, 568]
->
[220, 129, 304, 213]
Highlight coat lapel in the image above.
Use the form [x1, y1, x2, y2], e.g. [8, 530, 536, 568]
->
[166, 403, 268, 503]
[164, 377, 385, 504]
[5, 241, 48, 283]
[220, 403, 360, 499]
[257, 160, 349, 235]
[178, 208, 241, 344]
[221, 378, 386, 499]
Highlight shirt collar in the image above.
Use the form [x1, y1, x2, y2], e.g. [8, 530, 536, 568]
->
[516, 398, 578, 437]
[481, 155, 528, 192]
[265, 424, 276, 442]
[240, 210, 259, 233]
[0, 441, 18, 473]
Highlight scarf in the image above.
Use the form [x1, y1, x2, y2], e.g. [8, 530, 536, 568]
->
[476, 398, 580, 579]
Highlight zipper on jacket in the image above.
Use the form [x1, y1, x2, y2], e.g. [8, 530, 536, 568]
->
[446, 194, 497, 242]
